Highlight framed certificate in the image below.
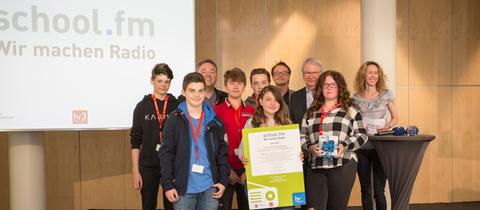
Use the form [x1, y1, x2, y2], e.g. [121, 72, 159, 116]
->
[242, 124, 306, 209]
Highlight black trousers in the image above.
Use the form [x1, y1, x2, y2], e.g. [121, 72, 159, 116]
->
[356, 149, 387, 210]
[140, 166, 173, 210]
[219, 168, 249, 210]
[305, 160, 357, 210]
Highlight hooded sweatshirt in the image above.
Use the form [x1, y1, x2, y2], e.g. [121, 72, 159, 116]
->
[130, 93, 179, 167]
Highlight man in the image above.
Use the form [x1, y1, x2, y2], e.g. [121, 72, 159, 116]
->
[289, 58, 323, 125]
[214, 68, 255, 210]
[160, 72, 229, 210]
[178, 59, 228, 107]
[271, 61, 295, 105]
[130, 63, 178, 210]
[288, 57, 323, 210]
[245, 68, 271, 108]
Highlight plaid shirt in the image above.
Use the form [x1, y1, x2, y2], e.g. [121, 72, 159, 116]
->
[300, 106, 367, 169]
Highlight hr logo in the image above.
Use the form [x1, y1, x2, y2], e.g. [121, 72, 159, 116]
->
[72, 110, 88, 124]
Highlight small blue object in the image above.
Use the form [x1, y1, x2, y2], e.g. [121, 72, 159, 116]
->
[292, 192, 306, 205]
[321, 139, 337, 160]
[406, 125, 419, 136]
[393, 127, 406, 136]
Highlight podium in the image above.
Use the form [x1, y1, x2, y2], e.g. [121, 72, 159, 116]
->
[368, 135, 435, 210]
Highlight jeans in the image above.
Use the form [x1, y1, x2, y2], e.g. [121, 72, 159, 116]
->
[357, 149, 387, 210]
[174, 187, 219, 210]
[305, 160, 357, 210]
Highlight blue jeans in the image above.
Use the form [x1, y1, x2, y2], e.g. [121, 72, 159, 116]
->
[267, 207, 295, 210]
[174, 187, 219, 210]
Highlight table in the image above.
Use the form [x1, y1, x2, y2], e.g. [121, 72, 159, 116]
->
[368, 135, 435, 210]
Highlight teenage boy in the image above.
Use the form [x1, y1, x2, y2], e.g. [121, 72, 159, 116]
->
[214, 68, 256, 210]
[130, 63, 178, 210]
[160, 72, 229, 210]
[245, 68, 271, 108]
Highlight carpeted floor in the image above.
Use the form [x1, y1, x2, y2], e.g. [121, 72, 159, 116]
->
[346, 201, 480, 210]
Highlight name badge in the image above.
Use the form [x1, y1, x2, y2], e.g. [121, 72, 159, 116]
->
[192, 163, 204, 174]
[156, 144, 161, 151]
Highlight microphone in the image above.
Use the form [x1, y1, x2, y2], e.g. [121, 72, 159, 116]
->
[375, 130, 394, 136]
[393, 127, 406, 136]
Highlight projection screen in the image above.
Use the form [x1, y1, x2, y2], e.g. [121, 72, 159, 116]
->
[0, 0, 195, 130]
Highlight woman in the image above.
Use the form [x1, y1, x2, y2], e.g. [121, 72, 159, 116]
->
[237, 85, 296, 210]
[301, 70, 367, 210]
[353, 61, 398, 210]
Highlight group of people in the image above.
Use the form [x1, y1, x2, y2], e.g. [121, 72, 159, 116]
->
[130, 58, 398, 210]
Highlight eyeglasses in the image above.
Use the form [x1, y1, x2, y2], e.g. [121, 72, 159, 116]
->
[272, 71, 290, 76]
[322, 83, 338, 89]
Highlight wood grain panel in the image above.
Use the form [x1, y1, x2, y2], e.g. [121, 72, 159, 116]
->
[196, 0, 218, 64]
[316, 0, 361, 87]
[80, 130, 127, 210]
[409, 0, 452, 86]
[396, 0, 409, 86]
[266, 0, 316, 90]
[408, 87, 452, 203]
[0, 132, 10, 210]
[452, 0, 480, 85]
[396, 86, 410, 127]
[217, 0, 267, 97]
[45, 131, 81, 210]
[452, 87, 480, 201]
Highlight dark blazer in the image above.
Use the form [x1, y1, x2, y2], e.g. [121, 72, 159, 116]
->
[288, 87, 308, 125]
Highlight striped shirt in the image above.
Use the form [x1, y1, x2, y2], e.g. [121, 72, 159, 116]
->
[300, 106, 368, 169]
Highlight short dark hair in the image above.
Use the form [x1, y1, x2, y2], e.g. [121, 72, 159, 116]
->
[197, 59, 218, 71]
[224, 68, 247, 86]
[250, 68, 271, 84]
[151, 63, 174, 80]
[271, 61, 291, 75]
[182, 72, 206, 91]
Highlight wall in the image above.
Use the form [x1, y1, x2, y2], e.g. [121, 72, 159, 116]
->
[0, 0, 479, 209]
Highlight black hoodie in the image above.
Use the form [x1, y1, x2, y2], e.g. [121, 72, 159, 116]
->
[130, 93, 179, 167]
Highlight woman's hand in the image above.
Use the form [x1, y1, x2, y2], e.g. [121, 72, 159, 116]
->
[310, 144, 323, 157]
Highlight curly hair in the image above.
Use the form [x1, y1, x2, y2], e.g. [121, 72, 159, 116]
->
[306, 70, 352, 118]
[251, 85, 291, 127]
[353, 61, 387, 94]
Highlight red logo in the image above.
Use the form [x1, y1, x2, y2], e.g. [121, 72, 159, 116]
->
[72, 110, 88, 124]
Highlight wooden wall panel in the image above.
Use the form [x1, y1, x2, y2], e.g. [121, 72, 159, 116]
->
[452, 87, 480, 201]
[453, 0, 480, 85]
[396, 0, 409, 86]
[0, 133, 10, 210]
[316, 0, 361, 87]
[409, 0, 452, 86]
[266, 0, 316, 90]
[217, 0, 267, 96]
[408, 87, 452, 203]
[196, 0, 218, 65]
[79, 131, 127, 210]
[45, 132, 81, 210]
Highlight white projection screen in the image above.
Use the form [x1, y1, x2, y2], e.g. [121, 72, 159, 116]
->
[0, 0, 195, 130]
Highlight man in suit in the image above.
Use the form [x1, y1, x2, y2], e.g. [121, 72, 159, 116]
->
[289, 58, 323, 210]
[289, 58, 323, 125]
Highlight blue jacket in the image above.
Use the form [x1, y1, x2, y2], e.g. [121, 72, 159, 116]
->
[159, 102, 229, 195]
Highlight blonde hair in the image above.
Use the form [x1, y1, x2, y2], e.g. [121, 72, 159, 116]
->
[354, 61, 387, 94]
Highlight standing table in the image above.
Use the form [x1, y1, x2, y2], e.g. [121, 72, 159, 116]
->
[368, 135, 435, 210]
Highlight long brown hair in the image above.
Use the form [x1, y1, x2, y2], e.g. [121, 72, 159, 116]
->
[306, 70, 352, 118]
[251, 85, 291, 127]
[353, 61, 387, 94]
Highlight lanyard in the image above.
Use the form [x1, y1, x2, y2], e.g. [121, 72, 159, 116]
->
[319, 102, 338, 135]
[152, 94, 168, 144]
[187, 109, 205, 161]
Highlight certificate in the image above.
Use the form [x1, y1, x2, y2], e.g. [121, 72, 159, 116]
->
[242, 124, 306, 209]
